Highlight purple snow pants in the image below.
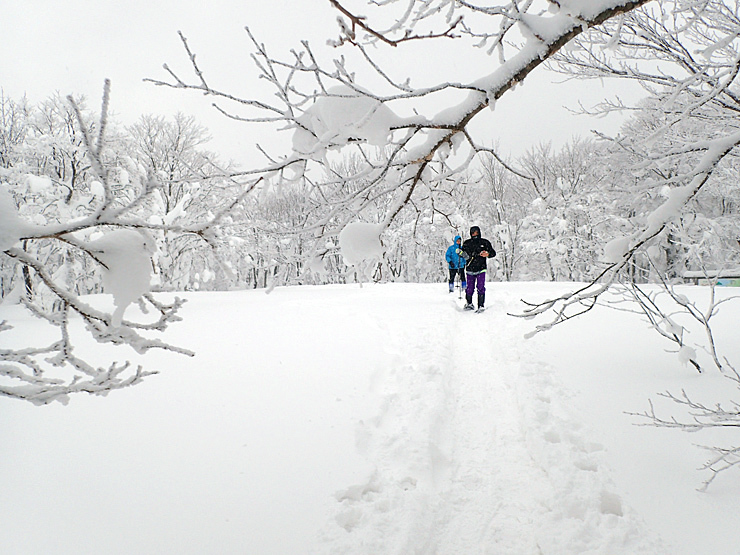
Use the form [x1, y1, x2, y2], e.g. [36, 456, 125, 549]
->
[465, 272, 485, 300]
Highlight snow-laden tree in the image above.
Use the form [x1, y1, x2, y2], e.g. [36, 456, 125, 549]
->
[127, 113, 239, 291]
[0, 93, 31, 297]
[505, 139, 613, 281]
[471, 150, 527, 281]
[538, 0, 740, 319]
[0, 92, 29, 170]
[449, 137, 624, 283]
[222, 154, 457, 287]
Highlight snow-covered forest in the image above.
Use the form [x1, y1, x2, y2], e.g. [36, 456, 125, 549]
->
[2, 0, 740, 535]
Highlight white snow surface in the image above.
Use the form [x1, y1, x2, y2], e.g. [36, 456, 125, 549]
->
[1, 282, 739, 554]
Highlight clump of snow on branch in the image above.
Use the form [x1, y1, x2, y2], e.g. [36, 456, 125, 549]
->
[550, 0, 623, 19]
[677, 345, 698, 367]
[292, 86, 402, 158]
[519, 13, 576, 44]
[87, 230, 156, 327]
[603, 235, 632, 264]
[338, 222, 384, 266]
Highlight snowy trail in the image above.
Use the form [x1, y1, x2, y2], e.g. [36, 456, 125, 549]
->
[317, 287, 667, 554]
[435, 292, 551, 553]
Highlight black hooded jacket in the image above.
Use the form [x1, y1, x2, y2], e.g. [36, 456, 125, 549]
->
[461, 226, 495, 274]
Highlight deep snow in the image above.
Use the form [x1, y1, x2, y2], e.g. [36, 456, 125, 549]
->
[1, 282, 739, 554]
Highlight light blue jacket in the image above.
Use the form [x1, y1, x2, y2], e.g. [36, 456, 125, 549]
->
[445, 236, 466, 269]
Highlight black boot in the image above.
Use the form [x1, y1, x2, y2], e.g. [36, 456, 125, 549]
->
[464, 295, 474, 310]
[478, 293, 485, 309]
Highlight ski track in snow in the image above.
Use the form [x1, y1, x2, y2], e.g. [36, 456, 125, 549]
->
[316, 288, 668, 554]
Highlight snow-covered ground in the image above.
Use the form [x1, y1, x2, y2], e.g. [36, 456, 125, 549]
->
[1, 282, 739, 554]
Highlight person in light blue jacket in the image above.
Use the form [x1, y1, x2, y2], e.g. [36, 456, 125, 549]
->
[445, 235, 467, 293]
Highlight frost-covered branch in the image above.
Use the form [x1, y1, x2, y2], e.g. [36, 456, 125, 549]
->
[698, 444, 740, 492]
[641, 272, 739, 378]
[0, 83, 207, 405]
[607, 272, 739, 377]
[327, 0, 463, 48]
[629, 390, 740, 490]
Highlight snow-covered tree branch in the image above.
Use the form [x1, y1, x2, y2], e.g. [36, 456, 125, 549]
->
[145, 0, 650, 280]
[629, 385, 740, 491]
[0, 82, 246, 404]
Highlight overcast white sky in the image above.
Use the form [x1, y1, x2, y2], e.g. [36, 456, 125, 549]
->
[1, 0, 641, 167]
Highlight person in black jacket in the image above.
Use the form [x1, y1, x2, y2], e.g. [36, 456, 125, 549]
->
[459, 225, 495, 311]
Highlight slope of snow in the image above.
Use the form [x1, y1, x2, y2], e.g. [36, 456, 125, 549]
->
[0, 282, 738, 554]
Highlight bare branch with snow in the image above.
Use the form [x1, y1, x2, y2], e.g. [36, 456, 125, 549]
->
[0, 83, 201, 404]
